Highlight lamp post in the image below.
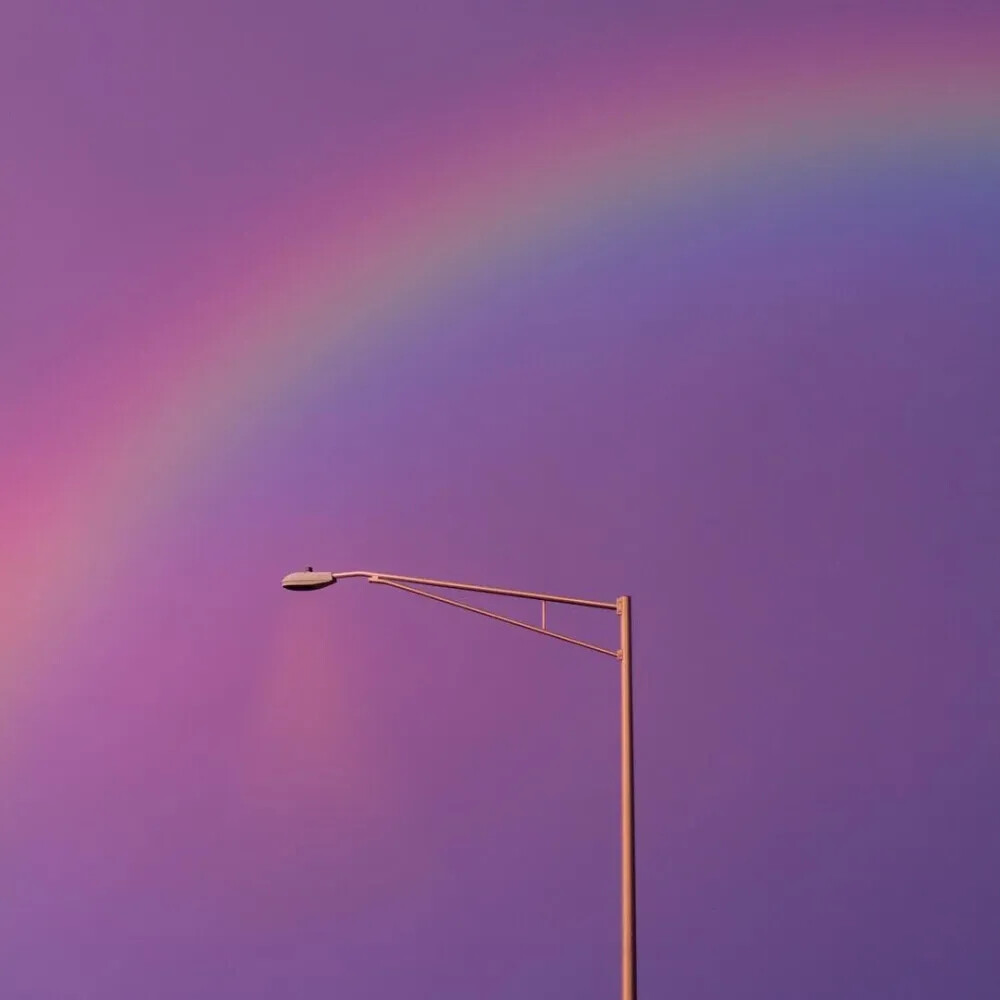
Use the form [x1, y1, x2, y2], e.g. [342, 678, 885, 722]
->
[281, 568, 636, 1000]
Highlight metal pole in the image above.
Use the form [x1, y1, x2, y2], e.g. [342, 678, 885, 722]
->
[619, 595, 637, 1000]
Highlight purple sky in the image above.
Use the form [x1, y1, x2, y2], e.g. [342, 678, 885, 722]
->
[2, 3, 999, 998]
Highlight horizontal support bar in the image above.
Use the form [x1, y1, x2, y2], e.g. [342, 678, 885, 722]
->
[326, 570, 617, 610]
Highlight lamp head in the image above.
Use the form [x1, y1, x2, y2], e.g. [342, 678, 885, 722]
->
[281, 568, 337, 591]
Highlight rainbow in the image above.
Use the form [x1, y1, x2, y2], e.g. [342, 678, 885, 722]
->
[3, 20, 1000, 711]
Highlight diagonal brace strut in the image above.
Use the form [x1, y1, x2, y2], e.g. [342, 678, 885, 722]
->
[370, 577, 620, 658]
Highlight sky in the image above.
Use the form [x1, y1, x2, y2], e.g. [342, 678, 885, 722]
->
[2, 2, 999, 998]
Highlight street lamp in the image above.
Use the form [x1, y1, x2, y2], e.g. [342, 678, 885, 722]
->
[281, 568, 637, 1000]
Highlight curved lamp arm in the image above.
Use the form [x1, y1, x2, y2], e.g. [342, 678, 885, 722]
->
[281, 568, 621, 657]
